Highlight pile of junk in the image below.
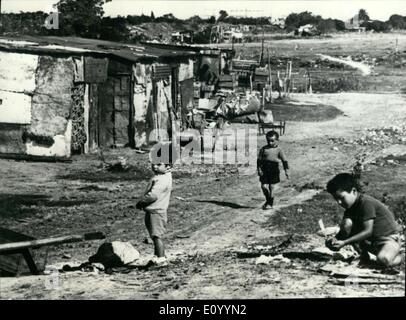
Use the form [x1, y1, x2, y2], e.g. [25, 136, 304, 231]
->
[186, 90, 274, 134]
[178, 89, 274, 154]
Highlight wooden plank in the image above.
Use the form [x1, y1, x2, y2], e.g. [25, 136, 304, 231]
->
[0, 232, 105, 253]
[329, 278, 404, 286]
[84, 57, 109, 83]
[22, 249, 40, 275]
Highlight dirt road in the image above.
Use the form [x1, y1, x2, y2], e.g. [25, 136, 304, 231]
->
[0, 93, 405, 299]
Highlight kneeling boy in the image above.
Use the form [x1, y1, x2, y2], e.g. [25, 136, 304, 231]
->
[326, 173, 403, 268]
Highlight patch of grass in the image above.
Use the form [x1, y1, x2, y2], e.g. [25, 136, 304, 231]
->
[268, 191, 343, 235]
[266, 100, 343, 122]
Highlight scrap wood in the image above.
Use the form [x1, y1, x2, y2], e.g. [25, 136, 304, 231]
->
[319, 264, 404, 280]
[0, 231, 105, 253]
[134, 148, 147, 154]
[328, 278, 404, 286]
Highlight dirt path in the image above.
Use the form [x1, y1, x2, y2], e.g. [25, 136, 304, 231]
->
[1, 93, 405, 300]
[317, 54, 372, 75]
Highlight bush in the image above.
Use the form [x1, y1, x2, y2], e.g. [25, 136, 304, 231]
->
[313, 75, 361, 93]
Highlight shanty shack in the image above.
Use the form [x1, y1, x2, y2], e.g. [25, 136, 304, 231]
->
[0, 36, 196, 160]
[142, 42, 235, 96]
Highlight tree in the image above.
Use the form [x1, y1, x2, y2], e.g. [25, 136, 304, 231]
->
[155, 13, 178, 23]
[334, 19, 346, 31]
[100, 16, 129, 41]
[285, 11, 322, 31]
[217, 10, 228, 22]
[150, 11, 155, 20]
[206, 16, 216, 24]
[362, 20, 390, 32]
[358, 9, 370, 22]
[56, 0, 112, 37]
[317, 19, 336, 34]
[389, 14, 405, 29]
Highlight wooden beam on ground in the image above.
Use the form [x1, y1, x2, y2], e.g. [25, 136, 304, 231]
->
[0, 231, 105, 253]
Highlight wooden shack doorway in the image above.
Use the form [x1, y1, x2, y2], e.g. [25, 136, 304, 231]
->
[88, 75, 133, 150]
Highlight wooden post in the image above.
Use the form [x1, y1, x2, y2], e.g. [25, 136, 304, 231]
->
[152, 76, 160, 142]
[283, 62, 289, 96]
[219, 50, 222, 75]
[260, 28, 265, 66]
[267, 46, 272, 103]
[395, 38, 399, 54]
[287, 60, 292, 96]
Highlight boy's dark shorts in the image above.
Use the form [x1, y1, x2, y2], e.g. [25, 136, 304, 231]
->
[145, 210, 167, 239]
[260, 171, 280, 184]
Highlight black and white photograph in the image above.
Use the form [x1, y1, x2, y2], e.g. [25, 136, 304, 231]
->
[0, 0, 405, 306]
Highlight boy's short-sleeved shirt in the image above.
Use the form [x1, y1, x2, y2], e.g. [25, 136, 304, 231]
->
[344, 194, 401, 240]
[143, 172, 172, 215]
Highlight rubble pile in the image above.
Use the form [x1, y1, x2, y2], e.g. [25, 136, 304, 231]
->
[329, 126, 406, 148]
[352, 126, 406, 146]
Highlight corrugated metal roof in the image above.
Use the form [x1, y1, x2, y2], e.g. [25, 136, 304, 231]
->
[141, 41, 235, 54]
[0, 36, 197, 63]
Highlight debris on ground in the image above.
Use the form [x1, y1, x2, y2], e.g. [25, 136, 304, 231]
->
[106, 157, 130, 172]
[89, 241, 140, 268]
[235, 235, 293, 258]
[255, 254, 291, 265]
[316, 219, 340, 237]
[311, 246, 359, 262]
[175, 196, 187, 201]
[352, 126, 406, 147]
[320, 263, 399, 278]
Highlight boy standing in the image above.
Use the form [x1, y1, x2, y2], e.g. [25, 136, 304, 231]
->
[136, 143, 175, 266]
[257, 130, 290, 210]
[326, 173, 403, 268]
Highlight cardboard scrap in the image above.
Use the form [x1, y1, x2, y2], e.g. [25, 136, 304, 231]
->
[255, 254, 291, 265]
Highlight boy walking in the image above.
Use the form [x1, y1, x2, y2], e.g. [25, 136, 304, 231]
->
[326, 173, 403, 268]
[136, 142, 175, 266]
[257, 130, 290, 210]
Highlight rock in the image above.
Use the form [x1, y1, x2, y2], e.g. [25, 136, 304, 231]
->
[91, 263, 105, 271]
[255, 254, 291, 265]
[332, 147, 339, 151]
[255, 255, 273, 265]
[89, 241, 140, 268]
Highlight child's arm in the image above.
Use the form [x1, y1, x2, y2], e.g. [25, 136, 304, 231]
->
[257, 148, 264, 176]
[136, 179, 162, 209]
[278, 149, 290, 179]
[136, 192, 158, 209]
[330, 220, 374, 250]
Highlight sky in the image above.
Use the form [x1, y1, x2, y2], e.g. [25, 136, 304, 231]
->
[2, 0, 406, 21]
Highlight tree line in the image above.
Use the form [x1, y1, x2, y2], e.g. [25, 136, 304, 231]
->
[1, 0, 406, 43]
